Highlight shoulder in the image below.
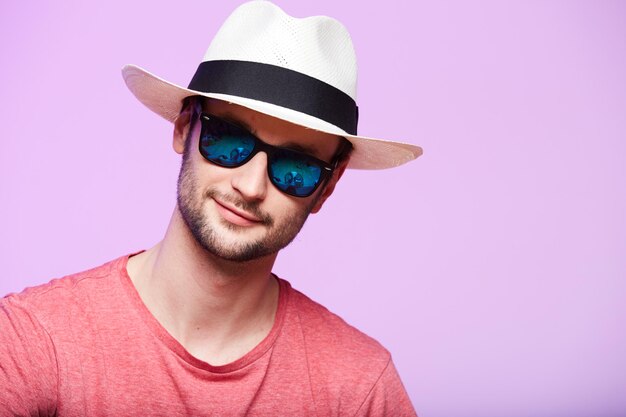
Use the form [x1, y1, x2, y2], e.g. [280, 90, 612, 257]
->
[0, 255, 129, 415]
[2, 255, 127, 326]
[290, 286, 390, 360]
[286, 284, 393, 407]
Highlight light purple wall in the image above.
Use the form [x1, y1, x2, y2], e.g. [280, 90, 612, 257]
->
[1, 1, 625, 416]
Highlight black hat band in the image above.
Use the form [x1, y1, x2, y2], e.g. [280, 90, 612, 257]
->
[188, 60, 359, 135]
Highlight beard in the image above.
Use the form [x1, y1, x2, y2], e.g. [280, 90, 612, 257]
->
[176, 140, 318, 262]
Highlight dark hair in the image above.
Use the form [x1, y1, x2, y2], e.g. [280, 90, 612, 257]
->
[333, 138, 353, 166]
[178, 96, 203, 150]
[180, 96, 202, 124]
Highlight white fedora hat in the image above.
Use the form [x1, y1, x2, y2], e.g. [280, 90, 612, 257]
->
[122, 0, 422, 170]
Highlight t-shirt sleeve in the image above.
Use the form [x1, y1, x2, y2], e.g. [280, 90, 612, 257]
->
[0, 296, 58, 416]
[355, 358, 418, 417]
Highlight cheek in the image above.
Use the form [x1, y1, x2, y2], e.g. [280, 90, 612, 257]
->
[179, 155, 221, 205]
[268, 191, 317, 222]
[189, 153, 236, 190]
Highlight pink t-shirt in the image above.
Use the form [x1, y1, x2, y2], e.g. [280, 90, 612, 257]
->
[0, 255, 417, 416]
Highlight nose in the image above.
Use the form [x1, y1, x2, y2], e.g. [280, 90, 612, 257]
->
[230, 152, 269, 201]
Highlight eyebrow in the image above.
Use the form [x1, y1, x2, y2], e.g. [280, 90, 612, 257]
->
[279, 142, 319, 157]
[221, 113, 255, 134]
[220, 113, 321, 158]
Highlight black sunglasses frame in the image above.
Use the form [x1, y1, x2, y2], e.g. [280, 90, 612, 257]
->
[198, 112, 338, 198]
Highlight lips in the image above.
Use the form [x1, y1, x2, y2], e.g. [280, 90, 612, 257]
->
[213, 199, 263, 226]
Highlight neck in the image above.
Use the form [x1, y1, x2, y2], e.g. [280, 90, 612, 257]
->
[127, 206, 280, 365]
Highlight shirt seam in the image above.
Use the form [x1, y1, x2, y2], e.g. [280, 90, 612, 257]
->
[19, 268, 111, 301]
[353, 354, 392, 417]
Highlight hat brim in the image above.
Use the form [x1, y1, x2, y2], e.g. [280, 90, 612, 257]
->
[122, 64, 423, 170]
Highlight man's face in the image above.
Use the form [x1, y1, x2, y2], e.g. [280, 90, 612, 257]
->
[175, 99, 344, 262]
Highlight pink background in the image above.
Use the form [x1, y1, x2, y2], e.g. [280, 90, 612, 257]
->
[1, 1, 625, 415]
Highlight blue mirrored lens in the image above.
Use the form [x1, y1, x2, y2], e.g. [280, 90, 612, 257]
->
[200, 124, 255, 167]
[269, 150, 323, 196]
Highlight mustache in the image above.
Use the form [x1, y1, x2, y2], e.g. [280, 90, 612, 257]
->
[204, 188, 274, 226]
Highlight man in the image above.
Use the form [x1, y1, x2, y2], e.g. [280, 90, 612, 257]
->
[1, 1, 422, 415]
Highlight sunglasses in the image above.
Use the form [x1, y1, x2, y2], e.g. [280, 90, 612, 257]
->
[198, 113, 338, 197]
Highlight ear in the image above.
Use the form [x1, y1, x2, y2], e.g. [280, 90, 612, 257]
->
[309, 158, 349, 214]
[173, 103, 194, 154]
